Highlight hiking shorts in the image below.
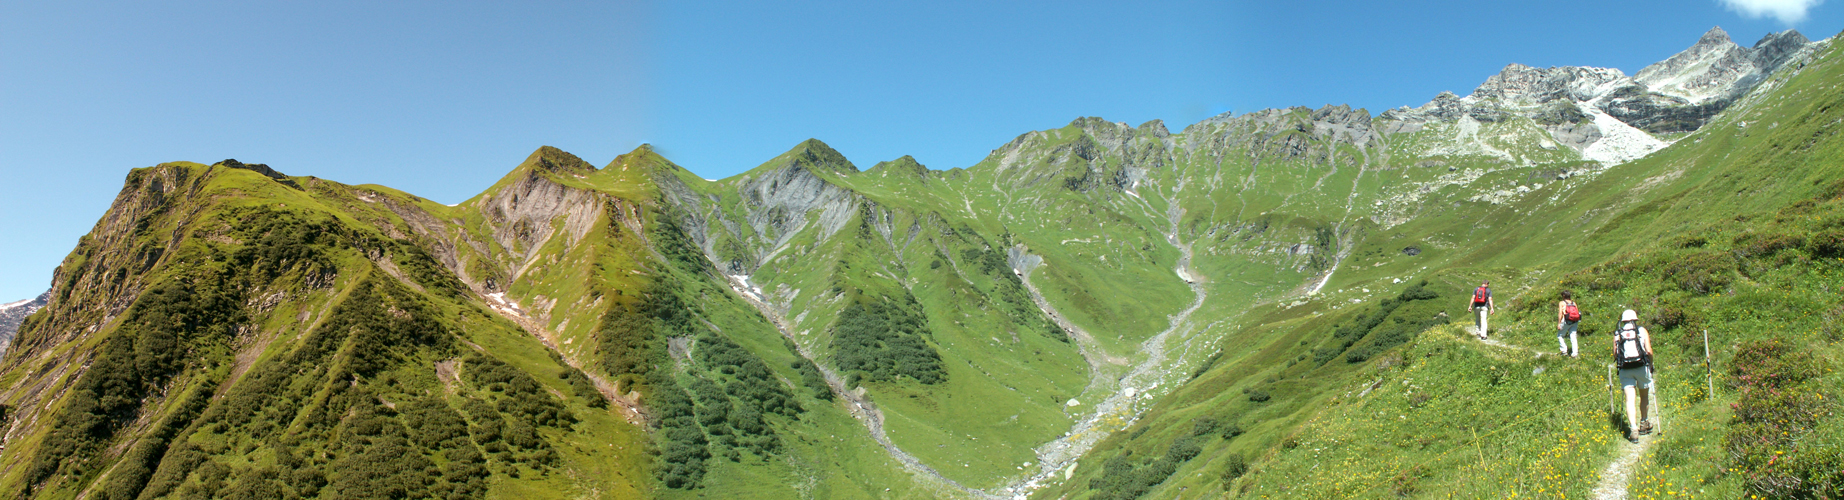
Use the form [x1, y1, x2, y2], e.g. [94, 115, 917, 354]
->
[1618, 365, 1652, 390]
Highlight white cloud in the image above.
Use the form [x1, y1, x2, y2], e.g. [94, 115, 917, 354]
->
[1720, 0, 1824, 25]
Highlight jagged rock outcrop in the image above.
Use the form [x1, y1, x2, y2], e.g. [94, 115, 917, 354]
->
[736, 141, 861, 254]
[477, 147, 607, 285]
[1185, 104, 1383, 169]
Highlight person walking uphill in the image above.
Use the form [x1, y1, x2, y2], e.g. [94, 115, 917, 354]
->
[1613, 309, 1655, 442]
[1470, 281, 1495, 339]
[1557, 291, 1581, 357]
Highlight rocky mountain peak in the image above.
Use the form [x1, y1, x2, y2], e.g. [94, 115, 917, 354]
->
[1635, 26, 1817, 105]
[776, 138, 858, 175]
[1136, 119, 1170, 138]
[1472, 64, 1626, 106]
[1752, 29, 1811, 68]
[214, 158, 288, 179]
[213, 158, 302, 189]
[1310, 104, 1372, 127]
[518, 145, 597, 175]
[1697, 26, 1735, 47]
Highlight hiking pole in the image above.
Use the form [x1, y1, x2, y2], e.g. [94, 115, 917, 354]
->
[1652, 365, 1663, 435]
[1607, 364, 1618, 423]
[1703, 329, 1714, 400]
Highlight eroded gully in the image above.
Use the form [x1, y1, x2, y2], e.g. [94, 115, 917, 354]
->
[715, 206, 1208, 498]
[722, 276, 996, 499]
[1000, 208, 1209, 499]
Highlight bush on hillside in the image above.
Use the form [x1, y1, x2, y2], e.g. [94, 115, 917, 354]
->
[1650, 304, 1689, 332]
[598, 281, 695, 395]
[789, 354, 833, 401]
[464, 353, 575, 429]
[1661, 251, 1734, 294]
[1738, 232, 1806, 257]
[1559, 270, 1627, 292]
[832, 294, 946, 386]
[648, 371, 708, 489]
[1087, 421, 1225, 500]
[24, 269, 255, 492]
[1806, 229, 1844, 258]
[1220, 453, 1249, 482]
[1316, 280, 1444, 364]
[558, 367, 606, 409]
[688, 333, 796, 459]
[1724, 339, 1837, 498]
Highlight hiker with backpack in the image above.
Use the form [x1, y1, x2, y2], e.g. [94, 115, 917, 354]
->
[1557, 291, 1581, 357]
[1470, 281, 1495, 339]
[1613, 309, 1655, 442]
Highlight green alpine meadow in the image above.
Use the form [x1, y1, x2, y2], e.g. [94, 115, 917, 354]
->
[2, 26, 1842, 499]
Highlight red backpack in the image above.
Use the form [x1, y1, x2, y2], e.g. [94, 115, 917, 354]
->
[1472, 286, 1489, 305]
[1564, 301, 1581, 322]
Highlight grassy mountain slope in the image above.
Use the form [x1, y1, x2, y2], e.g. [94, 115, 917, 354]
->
[2, 29, 1841, 500]
[1039, 34, 1844, 500]
[0, 161, 652, 499]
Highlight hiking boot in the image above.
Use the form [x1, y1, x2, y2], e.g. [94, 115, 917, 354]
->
[1638, 420, 1654, 435]
[1626, 430, 1639, 443]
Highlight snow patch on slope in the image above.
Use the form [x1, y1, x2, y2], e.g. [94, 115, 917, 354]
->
[1579, 103, 1669, 165]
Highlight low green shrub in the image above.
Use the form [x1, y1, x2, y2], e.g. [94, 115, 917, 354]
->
[1724, 339, 1837, 498]
[833, 293, 946, 385]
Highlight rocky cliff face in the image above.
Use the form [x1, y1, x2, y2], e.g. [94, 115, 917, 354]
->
[0, 291, 48, 357]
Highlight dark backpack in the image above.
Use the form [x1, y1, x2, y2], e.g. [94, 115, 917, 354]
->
[1473, 287, 1489, 305]
[1614, 323, 1647, 368]
[1564, 301, 1581, 322]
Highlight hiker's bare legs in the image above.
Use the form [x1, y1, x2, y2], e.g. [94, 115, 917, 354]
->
[1623, 386, 1639, 432]
[1638, 384, 1652, 425]
[1556, 322, 1579, 356]
[1476, 307, 1489, 338]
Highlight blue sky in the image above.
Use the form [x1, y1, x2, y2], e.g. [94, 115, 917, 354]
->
[1, 0, 1839, 300]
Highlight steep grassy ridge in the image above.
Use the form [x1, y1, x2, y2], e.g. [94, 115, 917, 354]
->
[0, 162, 652, 499]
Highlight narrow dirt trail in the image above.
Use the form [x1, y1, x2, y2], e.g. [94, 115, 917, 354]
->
[721, 276, 996, 500]
[1591, 366, 1664, 500]
[1472, 327, 1656, 500]
[1591, 434, 1654, 500]
[1477, 335, 1547, 359]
